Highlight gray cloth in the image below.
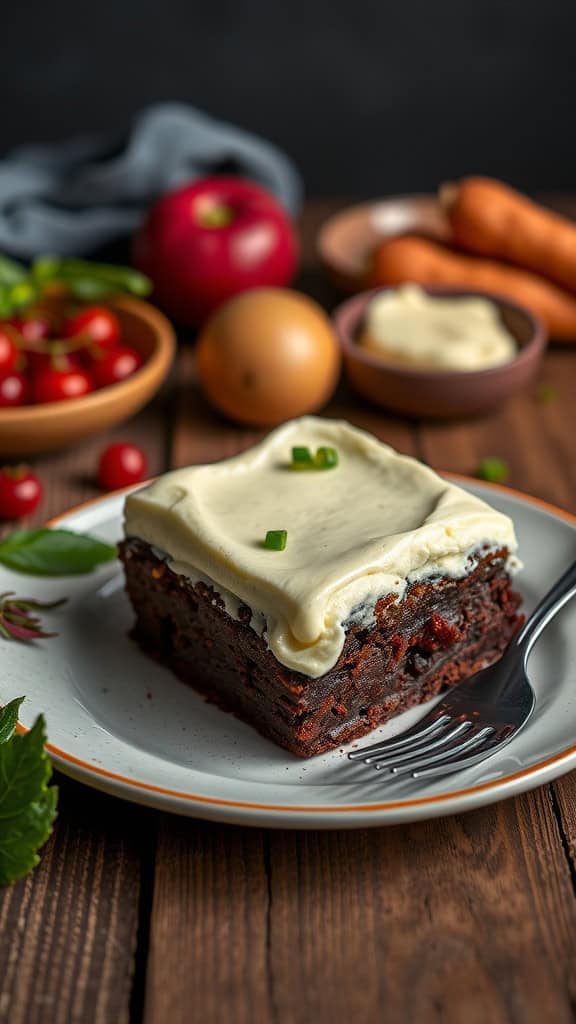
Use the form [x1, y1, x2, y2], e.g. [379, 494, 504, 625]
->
[0, 103, 302, 258]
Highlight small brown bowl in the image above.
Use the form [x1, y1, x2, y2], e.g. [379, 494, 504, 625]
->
[333, 286, 547, 418]
[0, 295, 176, 456]
[318, 195, 449, 292]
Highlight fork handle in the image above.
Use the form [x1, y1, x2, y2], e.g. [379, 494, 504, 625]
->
[513, 558, 576, 657]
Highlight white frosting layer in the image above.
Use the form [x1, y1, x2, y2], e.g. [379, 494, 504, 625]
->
[360, 285, 517, 371]
[124, 417, 518, 678]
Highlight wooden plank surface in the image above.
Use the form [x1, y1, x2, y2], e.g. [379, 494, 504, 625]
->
[264, 793, 576, 1024]
[0, 787, 147, 1024]
[143, 821, 271, 1024]
[417, 351, 575, 509]
[1, 199, 576, 1024]
[0, 396, 172, 1024]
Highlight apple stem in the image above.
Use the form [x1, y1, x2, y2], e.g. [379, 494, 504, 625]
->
[197, 204, 234, 229]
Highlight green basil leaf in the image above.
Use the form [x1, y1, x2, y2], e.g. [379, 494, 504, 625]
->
[57, 259, 152, 297]
[10, 280, 39, 308]
[0, 785, 58, 887]
[0, 714, 58, 887]
[31, 256, 63, 283]
[0, 254, 27, 286]
[0, 285, 14, 318]
[0, 528, 116, 576]
[0, 697, 24, 744]
[0, 714, 52, 816]
[67, 277, 118, 301]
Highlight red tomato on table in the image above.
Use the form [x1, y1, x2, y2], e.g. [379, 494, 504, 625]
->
[98, 443, 148, 491]
[0, 466, 43, 519]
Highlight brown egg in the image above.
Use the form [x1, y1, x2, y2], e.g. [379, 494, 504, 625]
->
[196, 288, 341, 425]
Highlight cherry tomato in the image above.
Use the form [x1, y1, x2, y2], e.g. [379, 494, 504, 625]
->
[0, 372, 29, 407]
[91, 346, 142, 388]
[0, 328, 19, 377]
[98, 443, 148, 491]
[0, 466, 43, 519]
[8, 318, 53, 375]
[63, 306, 121, 349]
[9, 317, 51, 343]
[33, 365, 93, 404]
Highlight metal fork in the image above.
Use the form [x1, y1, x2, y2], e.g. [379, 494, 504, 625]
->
[348, 559, 576, 779]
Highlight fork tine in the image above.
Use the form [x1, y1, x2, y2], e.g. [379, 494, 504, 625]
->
[385, 726, 496, 776]
[371, 720, 473, 769]
[348, 713, 452, 762]
[362, 716, 455, 764]
[412, 734, 508, 778]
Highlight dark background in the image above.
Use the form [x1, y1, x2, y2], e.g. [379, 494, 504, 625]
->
[4, 0, 576, 198]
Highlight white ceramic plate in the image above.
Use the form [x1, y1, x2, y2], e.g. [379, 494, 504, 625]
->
[2, 480, 575, 829]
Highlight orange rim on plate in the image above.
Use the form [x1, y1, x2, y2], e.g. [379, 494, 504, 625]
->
[13, 478, 576, 816]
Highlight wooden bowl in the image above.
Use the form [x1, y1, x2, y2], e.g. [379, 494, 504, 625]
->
[317, 195, 449, 292]
[0, 295, 176, 456]
[333, 286, 547, 419]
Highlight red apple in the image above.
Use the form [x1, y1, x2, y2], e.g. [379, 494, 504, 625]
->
[132, 177, 298, 326]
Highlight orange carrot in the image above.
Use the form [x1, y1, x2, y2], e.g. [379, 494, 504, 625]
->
[443, 177, 576, 292]
[369, 234, 576, 340]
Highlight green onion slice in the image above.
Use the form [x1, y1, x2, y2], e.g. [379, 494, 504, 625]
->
[264, 530, 288, 551]
[290, 445, 339, 470]
[314, 446, 339, 469]
[291, 446, 314, 468]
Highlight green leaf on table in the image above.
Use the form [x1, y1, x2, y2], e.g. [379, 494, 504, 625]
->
[0, 708, 58, 887]
[0, 697, 24, 744]
[0, 528, 116, 576]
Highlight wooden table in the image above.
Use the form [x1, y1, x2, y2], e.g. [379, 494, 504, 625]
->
[1, 200, 576, 1024]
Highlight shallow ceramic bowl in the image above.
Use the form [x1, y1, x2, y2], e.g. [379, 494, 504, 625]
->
[318, 194, 449, 292]
[333, 286, 547, 419]
[0, 295, 176, 456]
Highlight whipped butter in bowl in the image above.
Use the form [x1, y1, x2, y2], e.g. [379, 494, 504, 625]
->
[333, 285, 547, 418]
[358, 285, 517, 372]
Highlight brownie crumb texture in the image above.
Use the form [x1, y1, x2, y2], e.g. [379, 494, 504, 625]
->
[119, 539, 523, 758]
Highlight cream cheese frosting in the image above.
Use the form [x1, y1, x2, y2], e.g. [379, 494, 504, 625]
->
[359, 285, 517, 371]
[124, 417, 518, 678]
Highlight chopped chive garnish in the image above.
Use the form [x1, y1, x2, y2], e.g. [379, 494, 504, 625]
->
[290, 445, 339, 470]
[314, 446, 339, 469]
[476, 457, 509, 484]
[291, 446, 314, 468]
[264, 529, 287, 551]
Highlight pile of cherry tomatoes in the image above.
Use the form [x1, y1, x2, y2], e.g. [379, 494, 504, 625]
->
[0, 305, 143, 407]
